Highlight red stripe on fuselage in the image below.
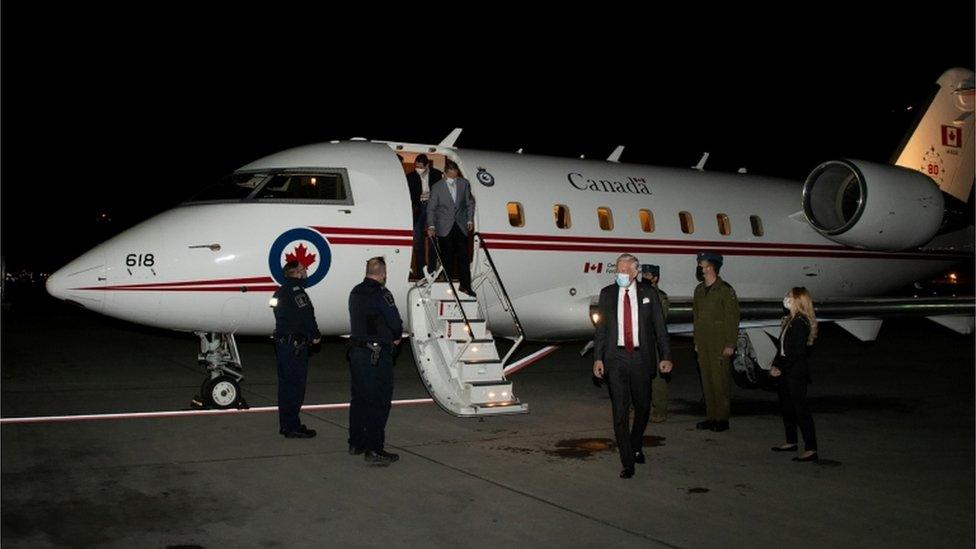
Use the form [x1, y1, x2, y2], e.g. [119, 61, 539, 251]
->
[481, 241, 967, 260]
[93, 276, 275, 290]
[312, 226, 412, 237]
[73, 284, 280, 292]
[479, 232, 849, 251]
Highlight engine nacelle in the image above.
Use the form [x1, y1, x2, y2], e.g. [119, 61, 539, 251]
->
[802, 159, 945, 251]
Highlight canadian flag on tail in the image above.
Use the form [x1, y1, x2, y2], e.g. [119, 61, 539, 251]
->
[942, 125, 962, 148]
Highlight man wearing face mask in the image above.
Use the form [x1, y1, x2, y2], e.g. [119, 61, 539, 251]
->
[593, 254, 673, 479]
[272, 261, 322, 438]
[427, 160, 476, 296]
[347, 256, 403, 463]
[407, 154, 442, 279]
[692, 251, 740, 432]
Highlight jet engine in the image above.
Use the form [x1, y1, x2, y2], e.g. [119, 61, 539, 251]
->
[801, 159, 944, 251]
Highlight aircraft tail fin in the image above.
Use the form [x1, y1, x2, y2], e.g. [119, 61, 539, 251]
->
[894, 68, 975, 202]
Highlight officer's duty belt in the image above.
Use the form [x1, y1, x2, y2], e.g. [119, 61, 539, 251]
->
[349, 339, 389, 349]
[275, 334, 308, 344]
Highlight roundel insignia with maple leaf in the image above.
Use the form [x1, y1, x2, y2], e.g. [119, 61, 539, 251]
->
[268, 228, 332, 287]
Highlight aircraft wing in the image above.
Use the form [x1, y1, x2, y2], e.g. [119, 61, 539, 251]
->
[664, 296, 975, 327]
[655, 296, 975, 390]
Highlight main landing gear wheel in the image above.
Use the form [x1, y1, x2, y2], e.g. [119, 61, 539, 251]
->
[201, 375, 245, 409]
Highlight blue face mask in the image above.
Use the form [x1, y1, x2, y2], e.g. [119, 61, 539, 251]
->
[616, 273, 631, 287]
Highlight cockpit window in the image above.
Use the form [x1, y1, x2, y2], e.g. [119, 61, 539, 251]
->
[189, 172, 268, 202]
[253, 171, 352, 203]
[187, 168, 353, 205]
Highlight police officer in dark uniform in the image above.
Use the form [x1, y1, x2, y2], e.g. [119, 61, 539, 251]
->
[348, 256, 403, 463]
[272, 260, 321, 438]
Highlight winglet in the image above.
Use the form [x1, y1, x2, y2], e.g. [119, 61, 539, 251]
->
[692, 152, 709, 171]
[607, 145, 625, 163]
[439, 128, 463, 148]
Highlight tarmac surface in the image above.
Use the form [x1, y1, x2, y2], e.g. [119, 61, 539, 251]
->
[2, 298, 974, 548]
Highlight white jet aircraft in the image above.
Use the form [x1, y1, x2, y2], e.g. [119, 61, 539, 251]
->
[47, 68, 975, 416]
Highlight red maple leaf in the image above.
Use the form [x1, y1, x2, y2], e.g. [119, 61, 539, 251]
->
[285, 243, 317, 268]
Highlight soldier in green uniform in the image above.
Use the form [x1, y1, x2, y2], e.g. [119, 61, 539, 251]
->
[641, 264, 671, 423]
[692, 251, 740, 432]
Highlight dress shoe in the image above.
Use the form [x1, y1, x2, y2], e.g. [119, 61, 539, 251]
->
[696, 420, 715, 430]
[349, 444, 364, 455]
[282, 429, 315, 439]
[771, 444, 798, 452]
[634, 451, 646, 464]
[364, 449, 400, 463]
[792, 452, 819, 462]
[651, 414, 667, 423]
[711, 420, 729, 432]
[459, 287, 477, 298]
[619, 467, 635, 479]
[298, 425, 316, 436]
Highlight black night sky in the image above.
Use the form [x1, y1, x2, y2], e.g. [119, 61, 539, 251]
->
[2, 5, 974, 274]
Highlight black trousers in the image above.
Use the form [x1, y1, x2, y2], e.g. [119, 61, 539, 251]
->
[437, 224, 471, 291]
[778, 365, 817, 451]
[275, 341, 309, 433]
[605, 347, 653, 468]
[348, 346, 394, 451]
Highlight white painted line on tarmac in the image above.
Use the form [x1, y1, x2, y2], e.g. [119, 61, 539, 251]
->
[0, 398, 434, 425]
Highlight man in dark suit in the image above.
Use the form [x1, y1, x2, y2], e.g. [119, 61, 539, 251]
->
[426, 160, 476, 296]
[406, 154, 442, 279]
[593, 253, 673, 479]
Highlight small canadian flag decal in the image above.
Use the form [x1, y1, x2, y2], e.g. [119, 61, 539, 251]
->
[942, 125, 962, 148]
[584, 262, 603, 273]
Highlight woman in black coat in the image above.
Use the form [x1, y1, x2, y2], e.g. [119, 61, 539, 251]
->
[770, 286, 818, 462]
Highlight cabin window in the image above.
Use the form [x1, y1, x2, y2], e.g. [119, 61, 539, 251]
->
[749, 215, 763, 236]
[679, 211, 694, 234]
[253, 170, 352, 203]
[507, 202, 525, 227]
[750, 215, 764, 236]
[597, 207, 614, 231]
[554, 204, 572, 229]
[717, 213, 732, 235]
[639, 209, 655, 233]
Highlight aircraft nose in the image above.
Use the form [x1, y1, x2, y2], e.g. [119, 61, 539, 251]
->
[46, 249, 106, 309]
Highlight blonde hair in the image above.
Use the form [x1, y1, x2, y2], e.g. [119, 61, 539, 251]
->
[784, 286, 818, 345]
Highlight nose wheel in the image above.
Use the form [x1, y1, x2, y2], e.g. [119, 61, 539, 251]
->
[201, 375, 246, 409]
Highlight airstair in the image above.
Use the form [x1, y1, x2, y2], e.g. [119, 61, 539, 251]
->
[407, 234, 528, 417]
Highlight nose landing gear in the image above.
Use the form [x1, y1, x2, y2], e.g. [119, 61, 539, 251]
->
[192, 332, 249, 410]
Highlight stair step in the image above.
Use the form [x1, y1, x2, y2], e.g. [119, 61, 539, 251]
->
[445, 320, 489, 340]
[459, 361, 505, 384]
[436, 300, 480, 320]
[437, 340, 500, 362]
[427, 283, 478, 302]
[465, 382, 515, 406]
[469, 402, 529, 415]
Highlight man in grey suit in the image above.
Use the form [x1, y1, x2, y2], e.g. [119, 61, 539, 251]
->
[593, 254, 673, 479]
[426, 160, 476, 296]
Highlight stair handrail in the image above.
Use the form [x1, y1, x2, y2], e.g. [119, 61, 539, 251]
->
[424, 235, 475, 345]
[473, 232, 525, 366]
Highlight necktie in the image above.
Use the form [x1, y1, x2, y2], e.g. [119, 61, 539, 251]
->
[623, 289, 634, 352]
